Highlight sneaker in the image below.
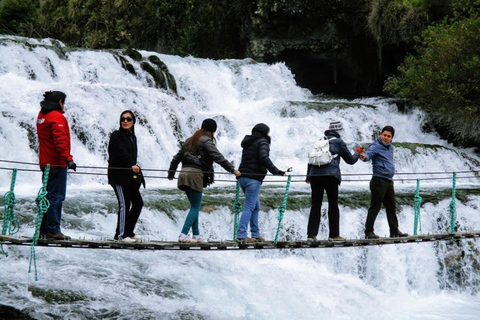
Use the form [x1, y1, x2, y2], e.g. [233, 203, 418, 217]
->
[307, 236, 317, 241]
[236, 237, 256, 244]
[132, 234, 142, 241]
[178, 234, 197, 243]
[193, 235, 207, 243]
[329, 236, 346, 241]
[254, 237, 265, 242]
[46, 233, 71, 240]
[120, 237, 137, 243]
[365, 232, 379, 239]
[390, 230, 408, 238]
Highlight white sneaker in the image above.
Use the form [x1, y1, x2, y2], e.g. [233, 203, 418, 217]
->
[121, 237, 137, 243]
[132, 235, 142, 241]
[178, 234, 197, 243]
[193, 235, 207, 243]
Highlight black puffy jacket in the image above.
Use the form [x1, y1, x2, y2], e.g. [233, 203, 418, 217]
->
[238, 132, 283, 182]
[107, 129, 137, 185]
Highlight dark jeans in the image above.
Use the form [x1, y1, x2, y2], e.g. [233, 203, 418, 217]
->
[365, 177, 400, 234]
[112, 183, 144, 240]
[307, 176, 340, 238]
[41, 168, 67, 235]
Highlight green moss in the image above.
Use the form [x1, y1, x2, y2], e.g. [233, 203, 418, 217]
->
[28, 286, 87, 303]
[123, 48, 142, 61]
[289, 101, 377, 112]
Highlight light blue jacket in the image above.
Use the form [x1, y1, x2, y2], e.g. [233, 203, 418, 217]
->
[363, 137, 395, 180]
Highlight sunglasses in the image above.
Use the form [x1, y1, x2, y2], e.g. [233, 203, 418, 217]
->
[121, 117, 133, 122]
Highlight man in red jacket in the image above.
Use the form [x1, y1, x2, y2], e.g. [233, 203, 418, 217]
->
[36, 91, 76, 240]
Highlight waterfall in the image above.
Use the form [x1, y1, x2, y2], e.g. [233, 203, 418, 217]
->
[0, 35, 479, 320]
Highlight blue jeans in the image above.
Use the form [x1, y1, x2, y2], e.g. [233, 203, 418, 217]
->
[237, 177, 262, 239]
[41, 168, 67, 235]
[181, 187, 203, 236]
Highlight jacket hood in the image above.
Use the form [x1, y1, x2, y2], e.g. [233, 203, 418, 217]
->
[241, 132, 270, 148]
[40, 100, 63, 114]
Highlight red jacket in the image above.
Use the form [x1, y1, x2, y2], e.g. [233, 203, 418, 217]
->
[36, 110, 73, 168]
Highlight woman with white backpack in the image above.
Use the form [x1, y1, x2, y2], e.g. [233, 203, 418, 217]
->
[305, 120, 363, 241]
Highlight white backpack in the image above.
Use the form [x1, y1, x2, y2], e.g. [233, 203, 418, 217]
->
[308, 136, 337, 166]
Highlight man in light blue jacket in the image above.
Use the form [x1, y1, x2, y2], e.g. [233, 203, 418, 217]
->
[360, 125, 408, 239]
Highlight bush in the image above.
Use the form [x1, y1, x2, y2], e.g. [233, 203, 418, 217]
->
[385, 16, 480, 146]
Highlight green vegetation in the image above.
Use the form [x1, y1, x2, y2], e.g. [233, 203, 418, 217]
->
[0, 0, 251, 58]
[384, 0, 480, 146]
[1, 0, 480, 146]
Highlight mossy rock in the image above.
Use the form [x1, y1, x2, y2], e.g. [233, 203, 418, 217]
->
[28, 286, 87, 303]
[118, 55, 136, 75]
[123, 48, 142, 61]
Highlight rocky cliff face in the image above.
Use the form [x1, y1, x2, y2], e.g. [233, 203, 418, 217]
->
[246, 0, 401, 97]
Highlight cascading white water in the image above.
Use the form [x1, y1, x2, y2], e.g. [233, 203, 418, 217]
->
[1, 35, 479, 320]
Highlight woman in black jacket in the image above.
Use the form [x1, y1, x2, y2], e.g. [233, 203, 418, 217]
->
[236, 123, 285, 243]
[168, 119, 240, 243]
[108, 110, 144, 243]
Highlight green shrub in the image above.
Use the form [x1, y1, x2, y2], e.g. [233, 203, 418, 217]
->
[385, 16, 480, 145]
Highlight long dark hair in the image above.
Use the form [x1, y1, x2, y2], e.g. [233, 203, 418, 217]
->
[185, 129, 215, 152]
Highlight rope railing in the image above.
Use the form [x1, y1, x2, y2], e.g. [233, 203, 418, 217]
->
[413, 179, 422, 236]
[450, 172, 457, 234]
[274, 170, 292, 246]
[1, 158, 479, 177]
[232, 181, 242, 240]
[1, 168, 19, 257]
[29, 164, 50, 281]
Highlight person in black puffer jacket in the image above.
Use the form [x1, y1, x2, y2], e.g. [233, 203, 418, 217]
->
[108, 110, 144, 243]
[236, 123, 285, 243]
[168, 118, 241, 243]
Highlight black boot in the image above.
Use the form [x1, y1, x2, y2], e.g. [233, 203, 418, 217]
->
[390, 230, 408, 237]
[365, 231, 379, 239]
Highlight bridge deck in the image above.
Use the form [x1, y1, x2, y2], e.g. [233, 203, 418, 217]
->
[1, 231, 479, 251]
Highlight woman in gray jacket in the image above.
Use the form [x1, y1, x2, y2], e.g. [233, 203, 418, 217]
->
[168, 119, 240, 243]
[306, 121, 361, 241]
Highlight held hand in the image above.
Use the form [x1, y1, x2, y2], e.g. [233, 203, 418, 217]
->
[132, 165, 140, 173]
[234, 170, 241, 177]
[66, 160, 77, 171]
[359, 153, 366, 161]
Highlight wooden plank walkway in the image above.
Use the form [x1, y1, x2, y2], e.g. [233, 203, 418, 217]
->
[1, 231, 479, 251]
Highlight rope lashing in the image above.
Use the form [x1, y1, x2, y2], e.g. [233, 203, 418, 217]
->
[413, 178, 422, 236]
[29, 165, 50, 281]
[449, 172, 457, 234]
[1, 168, 19, 257]
[232, 180, 242, 240]
[274, 168, 292, 246]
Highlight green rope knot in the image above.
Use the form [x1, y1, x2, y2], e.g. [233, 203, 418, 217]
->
[274, 173, 292, 246]
[29, 165, 50, 281]
[232, 180, 242, 240]
[413, 179, 422, 235]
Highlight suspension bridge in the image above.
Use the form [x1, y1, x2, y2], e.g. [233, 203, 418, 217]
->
[1, 159, 480, 279]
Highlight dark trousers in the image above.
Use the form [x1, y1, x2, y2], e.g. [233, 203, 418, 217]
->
[41, 168, 67, 235]
[307, 176, 340, 238]
[365, 177, 399, 234]
[112, 183, 143, 240]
